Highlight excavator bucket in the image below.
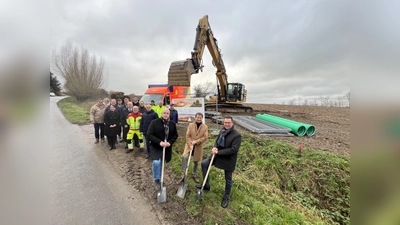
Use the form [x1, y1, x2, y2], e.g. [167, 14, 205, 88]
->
[167, 60, 196, 86]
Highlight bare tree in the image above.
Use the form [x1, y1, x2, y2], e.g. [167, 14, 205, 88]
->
[194, 81, 216, 97]
[312, 99, 318, 106]
[52, 40, 107, 101]
[296, 97, 302, 105]
[324, 96, 330, 107]
[318, 96, 324, 106]
[288, 98, 296, 105]
[346, 91, 350, 107]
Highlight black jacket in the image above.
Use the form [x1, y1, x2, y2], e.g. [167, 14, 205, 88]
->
[213, 127, 242, 171]
[139, 106, 146, 114]
[104, 110, 121, 137]
[140, 109, 158, 133]
[146, 118, 178, 163]
[121, 107, 133, 126]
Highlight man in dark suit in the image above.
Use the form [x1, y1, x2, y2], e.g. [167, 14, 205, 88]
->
[146, 109, 178, 192]
[196, 116, 242, 208]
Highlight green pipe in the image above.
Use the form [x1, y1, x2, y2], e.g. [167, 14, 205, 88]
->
[304, 124, 316, 136]
[256, 114, 315, 136]
[261, 114, 315, 136]
[256, 114, 306, 136]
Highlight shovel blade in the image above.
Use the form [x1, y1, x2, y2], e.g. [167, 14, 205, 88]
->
[176, 183, 188, 199]
[195, 190, 203, 201]
[157, 187, 167, 204]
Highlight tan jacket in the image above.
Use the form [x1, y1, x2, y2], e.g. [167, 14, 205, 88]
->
[90, 103, 106, 123]
[183, 122, 208, 161]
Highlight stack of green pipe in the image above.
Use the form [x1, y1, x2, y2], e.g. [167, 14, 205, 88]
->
[256, 114, 315, 136]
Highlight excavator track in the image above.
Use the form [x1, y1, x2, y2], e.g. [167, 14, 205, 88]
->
[205, 103, 253, 113]
[167, 60, 195, 86]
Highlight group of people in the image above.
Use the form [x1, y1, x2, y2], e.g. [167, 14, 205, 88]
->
[90, 96, 241, 208]
[90, 97, 180, 155]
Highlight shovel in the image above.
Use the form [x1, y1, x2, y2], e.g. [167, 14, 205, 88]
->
[196, 154, 215, 201]
[176, 147, 194, 198]
[157, 143, 167, 204]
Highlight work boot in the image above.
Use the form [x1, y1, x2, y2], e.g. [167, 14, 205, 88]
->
[101, 137, 105, 143]
[192, 175, 200, 183]
[126, 149, 133, 154]
[94, 138, 99, 144]
[154, 180, 161, 192]
[139, 147, 144, 152]
[221, 197, 229, 208]
[145, 154, 150, 159]
[196, 184, 210, 191]
[176, 177, 185, 185]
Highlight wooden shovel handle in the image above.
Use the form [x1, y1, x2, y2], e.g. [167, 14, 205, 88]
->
[201, 154, 215, 190]
[184, 146, 194, 178]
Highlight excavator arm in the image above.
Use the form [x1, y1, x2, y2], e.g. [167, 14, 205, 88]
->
[191, 15, 229, 101]
[167, 15, 252, 113]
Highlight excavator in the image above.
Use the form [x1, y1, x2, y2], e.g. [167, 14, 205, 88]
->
[167, 15, 253, 113]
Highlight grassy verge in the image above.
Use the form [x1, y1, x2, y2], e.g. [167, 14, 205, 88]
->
[170, 133, 350, 225]
[57, 97, 97, 124]
[57, 98, 350, 224]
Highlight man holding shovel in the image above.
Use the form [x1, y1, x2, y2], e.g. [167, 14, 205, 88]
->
[147, 109, 178, 192]
[177, 112, 209, 185]
[196, 116, 241, 208]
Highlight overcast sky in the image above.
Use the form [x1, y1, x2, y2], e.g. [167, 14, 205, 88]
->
[48, 0, 398, 104]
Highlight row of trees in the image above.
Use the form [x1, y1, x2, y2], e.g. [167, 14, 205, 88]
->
[193, 81, 350, 107]
[286, 92, 350, 107]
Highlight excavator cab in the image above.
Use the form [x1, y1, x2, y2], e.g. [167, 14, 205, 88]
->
[226, 83, 246, 103]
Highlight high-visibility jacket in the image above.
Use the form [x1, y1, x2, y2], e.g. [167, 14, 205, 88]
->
[126, 112, 144, 149]
[152, 105, 165, 118]
[127, 112, 142, 130]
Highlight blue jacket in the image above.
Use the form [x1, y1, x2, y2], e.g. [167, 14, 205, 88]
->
[140, 109, 159, 134]
[170, 109, 179, 123]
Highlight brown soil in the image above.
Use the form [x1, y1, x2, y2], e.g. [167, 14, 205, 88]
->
[84, 104, 350, 224]
[242, 103, 350, 156]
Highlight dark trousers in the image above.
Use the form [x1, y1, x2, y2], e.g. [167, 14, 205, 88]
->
[133, 134, 140, 148]
[145, 136, 151, 154]
[107, 136, 117, 147]
[94, 123, 105, 139]
[201, 157, 233, 199]
[122, 125, 129, 144]
[118, 125, 123, 138]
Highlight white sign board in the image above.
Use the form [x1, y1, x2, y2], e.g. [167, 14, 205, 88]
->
[172, 98, 205, 124]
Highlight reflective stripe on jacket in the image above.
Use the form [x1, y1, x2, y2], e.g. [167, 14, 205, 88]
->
[127, 112, 142, 130]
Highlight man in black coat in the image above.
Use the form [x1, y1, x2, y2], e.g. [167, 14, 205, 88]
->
[197, 116, 242, 208]
[146, 108, 178, 192]
[140, 104, 159, 158]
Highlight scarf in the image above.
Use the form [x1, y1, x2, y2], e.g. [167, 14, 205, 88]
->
[216, 126, 234, 148]
[163, 118, 169, 141]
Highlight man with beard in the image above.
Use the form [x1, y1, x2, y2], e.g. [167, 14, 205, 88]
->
[146, 109, 178, 192]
